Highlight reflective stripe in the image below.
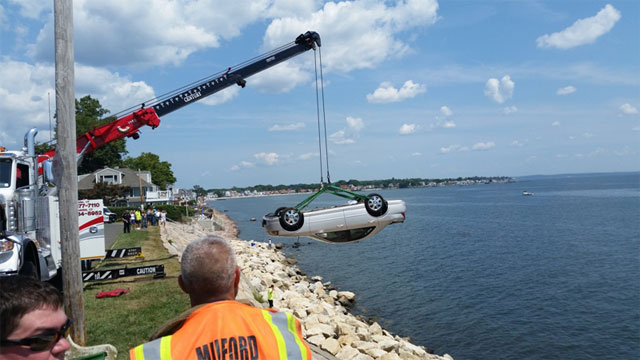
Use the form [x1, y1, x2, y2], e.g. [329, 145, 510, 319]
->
[262, 310, 305, 360]
[286, 312, 309, 360]
[132, 336, 173, 360]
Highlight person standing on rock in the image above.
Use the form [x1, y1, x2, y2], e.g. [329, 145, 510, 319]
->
[267, 285, 274, 308]
[130, 235, 311, 360]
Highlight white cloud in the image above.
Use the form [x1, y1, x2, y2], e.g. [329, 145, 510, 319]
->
[329, 116, 364, 144]
[431, 120, 456, 129]
[268, 122, 306, 132]
[264, 0, 439, 73]
[440, 105, 453, 117]
[346, 116, 364, 131]
[254, 152, 279, 166]
[620, 103, 638, 115]
[297, 152, 318, 160]
[248, 61, 311, 93]
[366, 80, 426, 104]
[0, 60, 155, 146]
[399, 124, 418, 135]
[439, 145, 459, 154]
[556, 85, 576, 95]
[552, 121, 561, 126]
[411, 152, 422, 157]
[633, 126, 640, 132]
[583, 132, 594, 138]
[472, 141, 495, 151]
[510, 140, 524, 147]
[200, 87, 240, 106]
[503, 106, 518, 114]
[536, 4, 621, 49]
[484, 75, 514, 103]
[230, 161, 255, 171]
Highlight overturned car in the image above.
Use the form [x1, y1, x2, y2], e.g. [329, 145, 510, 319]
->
[262, 193, 406, 244]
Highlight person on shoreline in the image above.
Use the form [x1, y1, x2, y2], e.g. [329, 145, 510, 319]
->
[0, 276, 72, 359]
[159, 210, 166, 227]
[122, 210, 131, 233]
[267, 285, 274, 308]
[130, 235, 311, 360]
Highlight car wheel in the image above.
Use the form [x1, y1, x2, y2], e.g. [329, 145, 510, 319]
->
[365, 193, 388, 217]
[274, 207, 287, 216]
[279, 207, 304, 231]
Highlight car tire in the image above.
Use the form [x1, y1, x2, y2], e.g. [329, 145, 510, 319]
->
[365, 193, 388, 217]
[274, 207, 287, 216]
[279, 207, 304, 231]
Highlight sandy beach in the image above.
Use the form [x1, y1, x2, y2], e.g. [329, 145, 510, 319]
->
[159, 212, 453, 360]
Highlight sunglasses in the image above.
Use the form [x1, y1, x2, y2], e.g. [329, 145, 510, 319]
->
[0, 318, 73, 352]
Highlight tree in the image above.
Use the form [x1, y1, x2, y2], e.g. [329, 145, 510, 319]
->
[123, 152, 176, 190]
[192, 185, 207, 198]
[78, 182, 130, 206]
[75, 96, 128, 174]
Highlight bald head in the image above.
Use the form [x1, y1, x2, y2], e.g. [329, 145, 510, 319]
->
[180, 235, 239, 305]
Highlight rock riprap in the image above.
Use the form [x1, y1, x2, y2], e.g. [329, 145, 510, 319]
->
[160, 217, 453, 360]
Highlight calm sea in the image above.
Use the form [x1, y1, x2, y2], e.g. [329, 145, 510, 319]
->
[208, 172, 640, 360]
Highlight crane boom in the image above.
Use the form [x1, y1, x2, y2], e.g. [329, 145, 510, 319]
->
[39, 31, 321, 163]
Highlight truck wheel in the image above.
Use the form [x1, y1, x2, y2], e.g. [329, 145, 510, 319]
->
[365, 193, 388, 217]
[279, 208, 304, 231]
[19, 260, 39, 280]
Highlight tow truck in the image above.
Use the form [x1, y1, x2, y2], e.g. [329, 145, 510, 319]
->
[0, 31, 321, 281]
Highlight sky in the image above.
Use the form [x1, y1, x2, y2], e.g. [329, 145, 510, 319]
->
[0, 0, 638, 189]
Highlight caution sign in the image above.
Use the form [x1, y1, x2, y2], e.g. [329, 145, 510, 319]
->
[82, 264, 165, 282]
[105, 247, 142, 259]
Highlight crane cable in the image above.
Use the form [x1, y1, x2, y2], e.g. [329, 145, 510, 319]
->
[313, 47, 331, 185]
[313, 49, 324, 185]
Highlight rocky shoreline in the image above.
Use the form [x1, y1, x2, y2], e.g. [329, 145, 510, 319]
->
[160, 214, 453, 360]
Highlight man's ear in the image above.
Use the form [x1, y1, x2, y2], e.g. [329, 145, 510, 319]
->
[178, 275, 188, 294]
[233, 267, 241, 297]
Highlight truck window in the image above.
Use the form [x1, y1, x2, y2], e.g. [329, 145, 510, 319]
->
[0, 159, 12, 188]
[16, 163, 30, 188]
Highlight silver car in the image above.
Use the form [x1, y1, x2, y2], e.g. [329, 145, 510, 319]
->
[262, 194, 406, 244]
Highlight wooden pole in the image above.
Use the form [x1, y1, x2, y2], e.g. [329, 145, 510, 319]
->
[54, 0, 86, 344]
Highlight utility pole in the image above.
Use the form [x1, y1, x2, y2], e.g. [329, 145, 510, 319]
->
[138, 169, 145, 210]
[54, 0, 85, 344]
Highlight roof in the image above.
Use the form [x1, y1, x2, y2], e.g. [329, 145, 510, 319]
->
[77, 167, 155, 190]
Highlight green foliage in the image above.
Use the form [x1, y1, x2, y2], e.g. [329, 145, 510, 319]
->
[253, 289, 265, 303]
[123, 152, 176, 190]
[192, 185, 207, 198]
[75, 96, 128, 174]
[78, 183, 130, 206]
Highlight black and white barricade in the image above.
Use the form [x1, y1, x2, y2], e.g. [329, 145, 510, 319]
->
[82, 264, 165, 282]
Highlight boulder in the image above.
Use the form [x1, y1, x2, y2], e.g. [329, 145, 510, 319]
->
[337, 291, 355, 301]
[306, 335, 324, 347]
[329, 290, 338, 299]
[305, 323, 335, 338]
[364, 347, 388, 359]
[335, 346, 360, 360]
[337, 334, 359, 348]
[320, 337, 341, 355]
[369, 322, 383, 336]
[379, 352, 402, 360]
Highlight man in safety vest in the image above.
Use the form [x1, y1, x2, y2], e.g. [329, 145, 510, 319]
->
[130, 235, 311, 360]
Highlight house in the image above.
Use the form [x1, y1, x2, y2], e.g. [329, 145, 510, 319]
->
[77, 167, 172, 207]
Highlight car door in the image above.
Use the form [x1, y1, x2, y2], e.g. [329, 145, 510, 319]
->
[306, 205, 347, 234]
[343, 202, 378, 230]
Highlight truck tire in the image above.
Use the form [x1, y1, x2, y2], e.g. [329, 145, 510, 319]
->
[19, 259, 39, 280]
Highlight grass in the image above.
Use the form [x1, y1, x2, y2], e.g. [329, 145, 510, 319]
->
[83, 226, 189, 358]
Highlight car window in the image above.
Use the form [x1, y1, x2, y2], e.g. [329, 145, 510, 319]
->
[317, 226, 375, 243]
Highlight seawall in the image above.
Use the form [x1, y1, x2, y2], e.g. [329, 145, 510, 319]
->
[160, 213, 453, 360]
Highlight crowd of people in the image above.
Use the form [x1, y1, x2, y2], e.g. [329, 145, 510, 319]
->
[0, 235, 310, 360]
[122, 208, 167, 233]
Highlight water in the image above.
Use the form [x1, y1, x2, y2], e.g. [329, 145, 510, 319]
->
[209, 172, 640, 359]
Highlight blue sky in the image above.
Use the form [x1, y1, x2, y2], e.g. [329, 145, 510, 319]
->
[1, 0, 638, 189]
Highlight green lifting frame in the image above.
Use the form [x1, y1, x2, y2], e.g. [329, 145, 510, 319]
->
[294, 183, 371, 211]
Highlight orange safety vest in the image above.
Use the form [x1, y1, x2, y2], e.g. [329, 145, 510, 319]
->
[130, 300, 311, 360]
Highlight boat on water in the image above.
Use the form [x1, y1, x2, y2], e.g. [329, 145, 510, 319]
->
[522, 191, 533, 196]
